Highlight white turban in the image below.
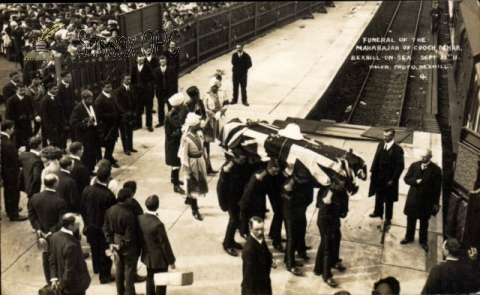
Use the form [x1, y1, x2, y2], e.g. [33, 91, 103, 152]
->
[209, 76, 221, 87]
[168, 93, 184, 107]
[185, 113, 201, 126]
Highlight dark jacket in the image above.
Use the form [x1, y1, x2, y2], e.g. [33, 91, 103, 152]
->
[40, 94, 66, 145]
[2, 82, 17, 104]
[49, 231, 91, 293]
[232, 51, 252, 74]
[421, 260, 480, 294]
[137, 213, 176, 269]
[115, 84, 137, 121]
[153, 65, 177, 99]
[28, 190, 66, 233]
[5, 94, 35, 128]
[94, 92, 121, 141]
[69, 157, 91, 199]
[131, 63, 155, 97]
[368, 141, 405, 202]
[81, 183, 117, 230]
[57, 83, 76, 123]
[282, 178, 314, 219]
[164, 106, 186, 166]
[404, 161, 442, 218]
[70, 102, 102, 171]
[241, 235, 272, 295]
[55, 170, 80, 213]
[19, 151, 45, 198]
[164, 49, 180, 75]
[218, 159, 255, 211]
[103, 203, 137, 255]
[1, 134, 20, 189]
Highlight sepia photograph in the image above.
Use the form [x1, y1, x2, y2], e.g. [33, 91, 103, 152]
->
[1, 1, 480, 294]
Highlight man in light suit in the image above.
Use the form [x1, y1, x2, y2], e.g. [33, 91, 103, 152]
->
[401, 148, 442, 252]
[137, 195, 176, 295]
[50, 213, 91, 295]
[242, 216, 277, 295]
[369, 128, 405, 226]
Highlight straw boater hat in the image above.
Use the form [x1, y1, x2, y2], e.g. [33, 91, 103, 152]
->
[168, 93, 184, 107]
[185, 113, 201, 126]
[278, 123, 304, 140]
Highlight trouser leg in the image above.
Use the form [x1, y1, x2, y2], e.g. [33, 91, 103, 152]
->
[116, 254, 126, 295]
[42, 251, 51, 284]
[145, 96, 153, 128]
[332, 225, 341, 264]
[4, 187, 20, 217]
[385, 200, 394, 221]
[373, 194, 384, 217]
[224, 204, 240, 247]
[268, 195, 283, 243]
[284, 217, 295, 269]
[104, 139, 116, 163]
[406, 215, 416, 241]
[232, 75, 239, 103]
[157, 98, 166, 124]
[124, 253, 137, 295]
[240, 74, 248, 103]
[120, 124, 128, 152]
[419, 216, 429, 244]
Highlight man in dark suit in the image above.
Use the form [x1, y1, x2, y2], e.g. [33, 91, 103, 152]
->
[57, 70, 76, 143]
[94, 80, 121, 168]
[231, 44, 252, 106]
[2, 71, 21, 104]
[1, 120, 28, 221]
[19, 136, 45, 200]
[5, 82, 35, 149]
[70, 90, 102, 173]
[115, 73, 138, 156]
[421, 238, 480, 294]
[137, 195, 176, 295]
[218, 147, 253, 257]
[242, 216, 276, 295]
[144, 46, 160, 72]
[81, 167, 117, 284]
[50, 213, 91, 295]
[154, 55, 177, 128]
[400, 148, 442, 252]
[28, 174, 66, 283]
[164, 41, 180, 81]
[369, 128, 405, 226]
[41, 83, 66, 149]
[103, 188, 138, 295]
[56, 157, 81, 213]
[69, 142, 92, 197]
[131, 55, 155, 132]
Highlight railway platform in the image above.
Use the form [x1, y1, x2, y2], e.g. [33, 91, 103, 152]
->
[1, 2, 444, 294]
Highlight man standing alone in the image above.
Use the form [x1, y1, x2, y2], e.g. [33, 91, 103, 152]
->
[369, 128, 404, 226]
[400, 148, 441, 252]
[231, 44, 252, 106]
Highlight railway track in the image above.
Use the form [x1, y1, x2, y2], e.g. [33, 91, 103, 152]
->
[348, 1, 424, 127]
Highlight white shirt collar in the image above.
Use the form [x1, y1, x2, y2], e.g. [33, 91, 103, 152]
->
[48, 92, 55, 99]
[62, 81, 69, 87]
[146, 55, 152, 61]
[1, 131, 10, 139]
[145, 210, 158, 216]
[45, 188, 56, 192]
[70, 155, 81, 161]
[250, 233, 263, 245]
[384, 140, 394, 150]
[137, 63, 144, 71]
[61, 169, 70, 174]
[123, 83, 130, 90]
[60, 228, 73, 236]
[102, 91, 111, 98]
[17, 93, 24, 100]
[31, 150, 40, 156]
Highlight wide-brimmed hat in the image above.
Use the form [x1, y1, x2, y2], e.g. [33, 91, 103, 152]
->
[185, 113, 201, 126]
[278, 123, 304, 140]
[169, 93, 184, 107]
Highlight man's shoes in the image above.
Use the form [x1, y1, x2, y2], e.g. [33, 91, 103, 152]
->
[232, 242, 243, 250]
[305, 246, 312, 250]
[294, 261, 304, 267]
[124, 151, 131, 156]
[273, 243, 285, 253]
[324, 277, 338, 288]
[421, 242, 429, 252]
[384, 220, 391, 226]
[298, 252, 310, 260]
[130, 149, 138, 153]
[369, 213, 382, 219]
[242, 102, 249, 106]
[231, 100, 237, 104]
[111, 163, 120, 168]
[207, 169, 218, 175]
[178, 180, 184, 185]
[100, 276, 115, 284]
[334, 262, 346, 271]
[174, 186, 185, 194]
[148, 127, 154, 132]
[132, 126, 140, 131]
[9, 214, 28, 222]
[134, 275, 147, 283]
[223, 244, 238, 257]
[83, 253, 90, 259]
[155, 123, 163, 128]
[313, 271, 322, 276]
[152, 110, 157, 113]
[112, 158, 118, 163]
[288, 267, 301, 276]
[400, 238, 413, 245]
[193, 210, 203, 221]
